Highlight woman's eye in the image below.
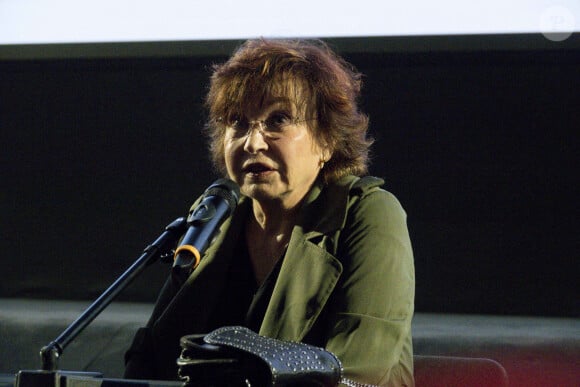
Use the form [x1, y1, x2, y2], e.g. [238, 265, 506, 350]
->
[231, 116, 249, 131]
[266, 112, 292, 130]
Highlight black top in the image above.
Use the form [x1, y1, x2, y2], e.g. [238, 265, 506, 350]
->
[206, 234, 283, 333]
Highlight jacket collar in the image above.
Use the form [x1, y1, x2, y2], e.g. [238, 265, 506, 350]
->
[232, 174, 358, 241]
[295, 175, 359, 239]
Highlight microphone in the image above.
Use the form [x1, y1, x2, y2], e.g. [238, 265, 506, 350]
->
[173, 178, 240, 273]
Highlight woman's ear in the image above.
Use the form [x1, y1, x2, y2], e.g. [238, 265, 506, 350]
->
[321, 145, 332, 163]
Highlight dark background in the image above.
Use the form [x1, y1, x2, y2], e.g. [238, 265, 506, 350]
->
[1, 35, 578, 317]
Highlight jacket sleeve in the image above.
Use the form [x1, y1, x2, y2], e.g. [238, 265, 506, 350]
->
[326, 187, 415, 386]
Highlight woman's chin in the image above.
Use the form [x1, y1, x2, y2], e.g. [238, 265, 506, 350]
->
[241, 182, 277, 200]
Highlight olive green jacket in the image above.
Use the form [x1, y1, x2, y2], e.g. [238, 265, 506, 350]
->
[125, 175, 415, 386]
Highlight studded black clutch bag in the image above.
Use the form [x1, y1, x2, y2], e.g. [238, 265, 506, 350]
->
[177, 326, 343, 387]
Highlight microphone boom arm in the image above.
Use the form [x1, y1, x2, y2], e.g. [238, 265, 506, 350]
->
[39, 217, 187, 371]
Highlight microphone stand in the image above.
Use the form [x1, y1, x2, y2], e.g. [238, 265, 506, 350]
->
[16, 217, 187, 386]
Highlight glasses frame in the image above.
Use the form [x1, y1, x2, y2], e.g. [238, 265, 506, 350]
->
[220, 114, 316, 140]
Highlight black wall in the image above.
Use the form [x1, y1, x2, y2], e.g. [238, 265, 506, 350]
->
[1, 37, 578, 317]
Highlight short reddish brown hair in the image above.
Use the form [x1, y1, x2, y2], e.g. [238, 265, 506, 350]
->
[204, 38, 372, 182]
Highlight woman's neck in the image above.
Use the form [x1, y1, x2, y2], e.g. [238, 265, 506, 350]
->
[245, 199, 299, 285]
[250, 199, 299, 237]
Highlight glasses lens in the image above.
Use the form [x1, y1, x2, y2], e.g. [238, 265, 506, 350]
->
[231, 116, 249, 132]
[225, 111, 301, 139]
[264, 112, 293, 136]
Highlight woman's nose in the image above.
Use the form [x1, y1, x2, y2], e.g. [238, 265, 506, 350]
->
[243, 124, 269, 154]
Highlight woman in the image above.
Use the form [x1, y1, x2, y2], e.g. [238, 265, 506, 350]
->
[125, 38, 415, 386]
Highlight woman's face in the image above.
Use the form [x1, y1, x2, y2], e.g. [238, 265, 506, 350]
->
[223, 95, 327, 210]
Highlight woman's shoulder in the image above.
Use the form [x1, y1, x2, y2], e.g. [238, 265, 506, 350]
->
[300, 175, 406, 235]
[337, 175, 408, 224]
[331, 175, 403, 208]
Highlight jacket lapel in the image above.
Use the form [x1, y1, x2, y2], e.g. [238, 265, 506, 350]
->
[259, 176, 358, 342]
[259, 230, 342, 341]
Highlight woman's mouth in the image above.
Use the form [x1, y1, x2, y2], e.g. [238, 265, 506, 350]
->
[243, 163, 275, 177]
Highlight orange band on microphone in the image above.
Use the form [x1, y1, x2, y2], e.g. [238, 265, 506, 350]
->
[173, 244, 201, 269]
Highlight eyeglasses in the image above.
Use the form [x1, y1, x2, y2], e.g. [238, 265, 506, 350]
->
[222, 111, 315, 140]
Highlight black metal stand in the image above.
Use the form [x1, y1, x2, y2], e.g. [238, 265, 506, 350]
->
[16, 217, 187, 386]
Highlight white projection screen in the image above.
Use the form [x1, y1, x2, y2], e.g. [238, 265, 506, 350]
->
[0, 0, 578, 58]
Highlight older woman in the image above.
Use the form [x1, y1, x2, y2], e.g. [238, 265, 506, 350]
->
[125, 39, 415, 386]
